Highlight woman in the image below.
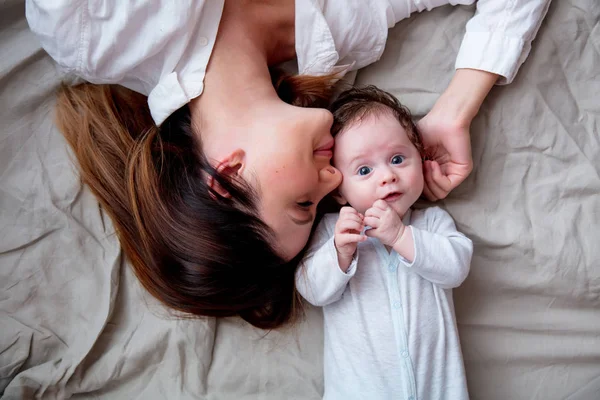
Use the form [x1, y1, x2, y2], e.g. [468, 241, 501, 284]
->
[26, 0, 550, 328]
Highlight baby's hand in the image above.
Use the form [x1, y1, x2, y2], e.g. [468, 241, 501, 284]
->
[334, 207, 367, 271]
[364, 200, 405, 247]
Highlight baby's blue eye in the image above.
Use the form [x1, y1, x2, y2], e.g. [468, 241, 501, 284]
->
[358, 166, 372, 176]
[391, 155, 405, 165]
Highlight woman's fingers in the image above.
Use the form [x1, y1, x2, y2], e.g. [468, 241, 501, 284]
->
[424, 160, 449, 200]
[422, 180, 437, 201]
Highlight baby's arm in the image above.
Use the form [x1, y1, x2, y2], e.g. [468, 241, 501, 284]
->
[396, 207, 473, 289]
[295, 214, 362, 306]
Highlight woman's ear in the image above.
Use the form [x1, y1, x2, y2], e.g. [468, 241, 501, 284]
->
[208, 149, 246, 199]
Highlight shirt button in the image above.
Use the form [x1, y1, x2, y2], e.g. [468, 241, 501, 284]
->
[401, 350, 409, 358]
[408, 396, 415, 400]
[388, 264, 397, 272]
[198, 36, 209, 46]
[393, 301, 402, 309]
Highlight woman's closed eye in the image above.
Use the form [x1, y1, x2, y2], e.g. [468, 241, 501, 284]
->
[292, 201, 315, 226]
[391, 155, 405, 165]
[297, 200, 314, 209]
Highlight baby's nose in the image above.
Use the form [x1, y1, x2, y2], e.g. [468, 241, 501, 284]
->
[381, 172, 397, 185]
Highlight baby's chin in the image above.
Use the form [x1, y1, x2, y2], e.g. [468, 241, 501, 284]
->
[347, 201, 403, 216]
[346, 202, 369, 215]
[390, 203, 409, 217]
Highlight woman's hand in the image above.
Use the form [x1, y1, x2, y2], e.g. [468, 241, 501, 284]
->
[418, 107, 473, 201]
[419, 69, 499, 201]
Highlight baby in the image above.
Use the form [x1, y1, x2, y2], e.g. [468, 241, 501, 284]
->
[296, 86, 473, 400]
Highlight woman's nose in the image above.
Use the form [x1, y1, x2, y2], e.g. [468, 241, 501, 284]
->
[311, 108, 334, 131]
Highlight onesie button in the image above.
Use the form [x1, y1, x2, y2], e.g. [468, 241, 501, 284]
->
[198, 36, 209, 46]
[393, 301, 402, 309]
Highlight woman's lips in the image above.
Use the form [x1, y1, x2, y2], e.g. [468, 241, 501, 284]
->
[314, 139, 334, 158]
[383, 192, 402, 202]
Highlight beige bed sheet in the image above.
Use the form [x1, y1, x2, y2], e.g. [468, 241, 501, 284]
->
[1, 1, 599, 399]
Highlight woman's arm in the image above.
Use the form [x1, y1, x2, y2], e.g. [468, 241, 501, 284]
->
[419, 0, 552, 200]
[418, 68, 498, 200]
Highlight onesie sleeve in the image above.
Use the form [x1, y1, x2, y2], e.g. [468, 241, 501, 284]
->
[295, 216, 358, 307]
[399, 207, 473, 289]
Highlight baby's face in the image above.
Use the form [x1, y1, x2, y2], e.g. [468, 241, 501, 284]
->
[333, 112, 423, 216]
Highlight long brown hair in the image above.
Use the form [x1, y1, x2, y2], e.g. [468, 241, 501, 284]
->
[55, 70, 337, 329]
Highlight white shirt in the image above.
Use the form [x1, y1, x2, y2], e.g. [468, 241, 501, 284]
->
[26, 0, 551, 125]
[25, 0, 550, 125]
[295, 207, 474, 400]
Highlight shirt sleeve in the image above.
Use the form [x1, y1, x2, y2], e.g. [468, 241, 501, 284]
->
[295, 217, 358, 307]
[455, 0, 552, 84]
[399, 207, 473, 289]
[25, 0, 224, 125]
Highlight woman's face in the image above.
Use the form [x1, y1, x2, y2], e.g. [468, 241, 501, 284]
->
[242, 103, 342, 260]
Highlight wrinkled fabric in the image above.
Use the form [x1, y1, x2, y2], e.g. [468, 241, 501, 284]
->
[2, 1, 599, 399]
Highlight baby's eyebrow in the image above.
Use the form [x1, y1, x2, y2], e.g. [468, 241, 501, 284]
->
[347, 153, 368, 167]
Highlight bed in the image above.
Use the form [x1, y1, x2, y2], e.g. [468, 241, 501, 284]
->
[1, 1, 599, 399]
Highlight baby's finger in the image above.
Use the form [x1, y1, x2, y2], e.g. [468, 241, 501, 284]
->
[372, 199, 389, 211]
[364, 228, 379, 238]
[340, 212, 364, 225]
[340, 206, 360, 216]
[340, 222, 364, 235]
[342, 233, 367, 244]
[365, 207, 382, 219]
[363, 216, 379, 228]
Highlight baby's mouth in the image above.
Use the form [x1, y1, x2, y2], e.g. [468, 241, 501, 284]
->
[383, 192, 402, 202]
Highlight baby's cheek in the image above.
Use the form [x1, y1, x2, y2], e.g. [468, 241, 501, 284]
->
[346, 185, 371, 212]
[411, 169, 425, 193]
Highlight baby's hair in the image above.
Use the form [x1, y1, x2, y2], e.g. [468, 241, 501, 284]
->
[330, 85, 425, 158]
